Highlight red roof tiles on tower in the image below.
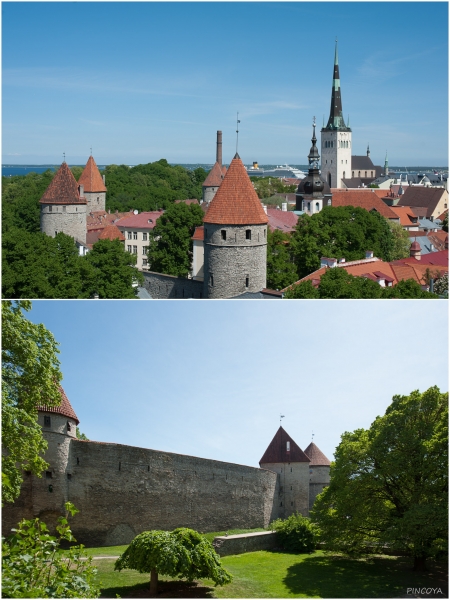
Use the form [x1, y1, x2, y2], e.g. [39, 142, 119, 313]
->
[303, 442, 331, 466]
[204, 155, 269, 225]
[40, 162, 87, 205]
[78, 156, 107, 192]
[203, 162, 227, 187]
[37, 386, 80, 425]
[259, 426, 310, 464]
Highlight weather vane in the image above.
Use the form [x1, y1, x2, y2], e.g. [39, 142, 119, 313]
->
[236, 112, 240, 154]
[63, 152, 66, 163]
[312, 431, 315, 442]
[280, 414, 285, 426]
[90, 146, 92, 156]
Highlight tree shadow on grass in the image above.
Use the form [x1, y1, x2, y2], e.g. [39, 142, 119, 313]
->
[101, 579, 216, 599]
[282, 553, 448, 599]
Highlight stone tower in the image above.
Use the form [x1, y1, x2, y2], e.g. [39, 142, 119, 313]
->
[259, 426, 311, 518]
[321, 41, 352, 189]
[78, 155, 107, 212]
[203, 153, 269, 299]
[303, 441, 331, 511]
[40, 162, 87, 244]
[296, 119, 332, 214]
[202, 131, 227, 204]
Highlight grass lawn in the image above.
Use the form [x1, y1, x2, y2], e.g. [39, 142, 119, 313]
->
[92, 549, 447, 598]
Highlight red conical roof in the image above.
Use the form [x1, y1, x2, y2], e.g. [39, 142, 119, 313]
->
[203, 161, 227, 187]
[78, 155, 107, 192]
[98, 224, 125, 241]
[204, 155, 268, 225]
[40, 162, 87, 205]
[259, 426, 310, 464]
[303, 442, 331, 466]
[37, 386, 80, 425]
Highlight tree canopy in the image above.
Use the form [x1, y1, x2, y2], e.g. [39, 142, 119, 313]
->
[2, 301, 62, 503]
[311, 387, 448, 571]
[147, 202, 204, 277]
[266, 229, 298, 290]
[289, 206, 396, 279]
[114, 528, 232, 594]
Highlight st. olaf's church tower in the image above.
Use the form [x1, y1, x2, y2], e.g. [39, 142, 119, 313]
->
[321, 41, 352, 189]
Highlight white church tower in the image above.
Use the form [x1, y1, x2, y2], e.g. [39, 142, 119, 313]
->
[321, 41, 352, 189]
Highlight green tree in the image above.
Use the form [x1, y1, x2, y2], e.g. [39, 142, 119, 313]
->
[311, 387, 448, 571]
[148, 202, 204, 277]
[114, 528, 232, 594]
[83, 239, 144, 299]
[388, 220, 411, 259]
[283, 279, 320, 299]
[433, 271, 448, 297]
[2, 502, 99, 598]
[251, 177, 296, 200]
[270, 513, 316, 553]
[2, 301, 62, 503]
[290, 206, 395, 279]
[76, 427, 89, 441]
[381, 278, 438, 299]
[441, 212, 448, 232]
[266, 229, 298, 290]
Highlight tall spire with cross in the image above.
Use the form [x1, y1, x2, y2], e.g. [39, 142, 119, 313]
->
[324, 39, 351, 132]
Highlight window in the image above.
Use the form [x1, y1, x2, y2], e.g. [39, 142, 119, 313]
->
[67, 421, 71, 432]
[286, 441, 290, 451]
[49, 205, 52, 212]
[133, 246, 137, 254]
[133, 231, 138, 240]
[142, 246, 148, 255]
[127, 245, 132, 252]
[46, 471, 52, 479]
[246, 229, 251, 240]
[245, 276, 249, 288]
[142, 259, 148, 267]
[221, 230, 226, 240]
[210, 274, 214, 287]
[97, 197, 99, 203]
[128, 232, 132, 240]
[63, 206, 66, 212]
[315, 202, 320, 212]
[143, 232, 148, 241]
[44, 416, 51, 427]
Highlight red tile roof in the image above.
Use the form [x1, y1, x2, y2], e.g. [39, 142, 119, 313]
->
[303, 442, 331, 466]
[437, 210, 448, 222]
[331, 189, 398, 219]
[203, 161, 227, 187]
[37, 386, 79, 425]
[98, 224, 125, 241]
[78, 156, 107, 192]
[259, 426, 310, 464]
[389, 206, 418, 227]
[175, 199, 200, 205]
[40, 162, 87, 205]
[87, 210, 134, 231]
[392, 250, 448, 267]
[192, 226, 204, 241]
[267, 208, 298, 233]
[204, 155, 269, 225]
[115, 211, 164, 229]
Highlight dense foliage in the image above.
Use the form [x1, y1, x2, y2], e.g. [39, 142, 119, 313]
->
[284, 267, 439, 299]
[433, 271, 448, 297]
[290, 206, 396, 279]
[250, 177, 296, 200]
[271, 514, 316, 553]
[103, 160, 207, 212]
[2, 300, 62, 503]
[311, 387, 448, 571]
[115, 528, 232, 593]
[2, 502, 99, 598]
[148, 202, 204, 277]
[388, 220, 411, 259]
[266, 229, 298, 290]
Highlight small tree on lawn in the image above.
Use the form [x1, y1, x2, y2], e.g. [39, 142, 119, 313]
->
[270, 513, 317, 552]
[114, 528, 232, 594]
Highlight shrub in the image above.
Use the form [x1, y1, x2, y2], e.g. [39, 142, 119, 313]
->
[271, 513, 316, 553]
[2, 502, 99, 598]
[114, 527, 232, 593]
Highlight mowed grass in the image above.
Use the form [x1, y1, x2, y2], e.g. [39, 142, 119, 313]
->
[91, 549, 448, 598]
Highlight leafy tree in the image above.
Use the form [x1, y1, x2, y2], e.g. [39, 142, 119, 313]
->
[266, 229, 298, 290]
[433, 271, 448, 297]
[311, 387, 448, 571]
[2, 301, 62, 503]
[114, 528, 232, 594]
[270, 513, 316, 553]
[76, 427, 89, 441]
[83, 239, 144, 299]
[441, 212, 448, 232]
[2, 502, 99, 598]
[251, 177, 296, 200]
[381, 278, 439, 299]
[388, 220, 411, 259]
[148, 202, 204, 277]
[290, 206, 395, 279]
[283, 279, 320, 299]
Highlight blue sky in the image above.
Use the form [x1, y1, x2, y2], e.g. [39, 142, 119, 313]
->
[2, 2, 448, 166]
[23, 300, 449, 468]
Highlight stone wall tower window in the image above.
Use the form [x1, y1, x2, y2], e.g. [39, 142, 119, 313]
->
[44, 416, 51, 427]
[245, 276, 249, 288]
[221, 230, 226, 240]
[246, 229, 251, 240]
[210, 274, 214, 287]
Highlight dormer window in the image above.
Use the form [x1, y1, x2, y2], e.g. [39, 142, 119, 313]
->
[286, 441, 290, 451]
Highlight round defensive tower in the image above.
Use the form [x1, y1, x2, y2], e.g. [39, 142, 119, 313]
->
[31, 387, 79, 523]
[40, 162, 87, 243]
[78, 155, 107, 212]
[303, 442, 331, 511]
[203, 153, 269, 299]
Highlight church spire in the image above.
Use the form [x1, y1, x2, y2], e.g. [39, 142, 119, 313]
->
[323, 40, 351, 132]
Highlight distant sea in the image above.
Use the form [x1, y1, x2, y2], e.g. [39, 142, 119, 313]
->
[2, 163, 447, 178]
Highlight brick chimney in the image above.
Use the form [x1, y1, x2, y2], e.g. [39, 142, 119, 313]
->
[216, 131, 222, 167]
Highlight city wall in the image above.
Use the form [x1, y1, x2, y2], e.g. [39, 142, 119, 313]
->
[142, 271, 204, 299]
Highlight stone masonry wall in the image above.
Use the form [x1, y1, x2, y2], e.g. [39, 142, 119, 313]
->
[84, 192, 106, 213]
[2, 440, 279, 547]
[213, 531, 278, 556]
[203, 224, 267, 299]
[261, 462, 310, 518]
[309, 465, 330, 511]
[142, 271, 204, 299]
[41, 203, 87, 244]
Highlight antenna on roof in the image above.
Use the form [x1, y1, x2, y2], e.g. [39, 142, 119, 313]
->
[236, 112, 240, 155]
[280, 414, 285, 426]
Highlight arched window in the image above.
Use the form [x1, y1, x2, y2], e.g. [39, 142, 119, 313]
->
[315, 202, 320, 212]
